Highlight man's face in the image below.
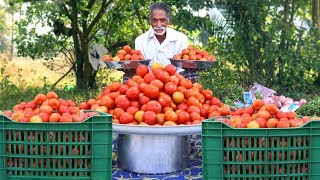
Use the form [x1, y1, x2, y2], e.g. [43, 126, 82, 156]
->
[149, 9, 170, 36]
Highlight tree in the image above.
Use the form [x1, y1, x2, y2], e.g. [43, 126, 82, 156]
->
[312, 0, 320, 34]
[13, 0, 213, 89]
[0, 7, 8, 52]
[202, 0, 319, 95]
[0, 2, 11, 53]
[13, 0, 145, 89]
[312, 0, 320, 84]
[16, 0, 121, 88]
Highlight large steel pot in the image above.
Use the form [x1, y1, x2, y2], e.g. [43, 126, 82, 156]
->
[114, 124, 201, 174]
[117, 134, 191, 174]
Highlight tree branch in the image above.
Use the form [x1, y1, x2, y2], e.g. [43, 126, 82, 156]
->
[86, 0, 113, 37]
[88, 14, 113, 41]
[57, 1, 72, 20]
[51, 62, 76, 89]
[70, 0, 84, 83]
[88, 27, 99, 42]
[82, 0, 96, 34]
[86, 0, 96, 10]
[88, 0, 125, 41]
[69, 0, 83, 39]
[289, 1, 299, 24]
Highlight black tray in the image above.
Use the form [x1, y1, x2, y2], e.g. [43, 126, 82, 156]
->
[106, 59, 151, 69]
[169, 59, 216, 70]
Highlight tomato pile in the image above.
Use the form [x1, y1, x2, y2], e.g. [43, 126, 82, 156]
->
[4, 92, 98, 123]
[79, 64, 231, 125]
[172, 45, 216, 61]
[215, 99, 311, 128]
[2, 66, 312, 128]
[103, 45, 145, 61]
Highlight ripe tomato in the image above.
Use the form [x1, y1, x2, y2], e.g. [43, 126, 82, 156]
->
[143, 111, 157, 125]
[176, 111, 190, 124]
[136, 65, 149, 78]
[164, 110, 178, 122]
[119, 112, 134, 124]
[143, 84, 160, 99]
[145, 100, 162, 114]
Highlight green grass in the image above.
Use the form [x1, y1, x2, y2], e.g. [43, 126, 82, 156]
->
[296, 96, 320, 116]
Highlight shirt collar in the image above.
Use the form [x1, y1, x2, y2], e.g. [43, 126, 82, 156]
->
[148, 27, 179, 41]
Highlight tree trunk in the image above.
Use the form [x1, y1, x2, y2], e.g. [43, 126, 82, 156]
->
[10, 12, 14, 56]
[75, 45, 85, 89]
[312, 0, 320, 85]
[81, 38, 96, 89]
[68, 0, 111, 89]
[312, 0, 320, 33]
[278, 0, 290, 92]
[70, 1, 85, 89]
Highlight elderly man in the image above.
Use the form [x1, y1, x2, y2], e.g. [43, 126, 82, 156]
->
[135, 2, 190, 75]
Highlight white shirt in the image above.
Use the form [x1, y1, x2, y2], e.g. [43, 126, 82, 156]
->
[135, 27, 189, 70]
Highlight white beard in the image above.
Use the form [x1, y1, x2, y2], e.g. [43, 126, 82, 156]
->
[153, 26, 166, 36]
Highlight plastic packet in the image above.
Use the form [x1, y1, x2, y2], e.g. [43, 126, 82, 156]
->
[243, 92, 256, 105]
[280, 102, 300, 112]
[234, 100, 248, 108]
[249, 83, 276, 99]
[233, 92, 255, 108]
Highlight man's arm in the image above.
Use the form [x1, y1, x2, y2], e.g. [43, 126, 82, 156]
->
[135, 38, 141, 51]
[178, 33, 189, 53]
[176, 33, 189, 74]
[135, 36, 146, 58]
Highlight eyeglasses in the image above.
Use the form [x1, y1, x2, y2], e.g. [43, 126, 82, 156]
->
[150, 17, 170, 24]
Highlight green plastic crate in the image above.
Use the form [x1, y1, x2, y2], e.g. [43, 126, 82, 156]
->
[0, 112, 112, 179]
[202, 118, 320, 180]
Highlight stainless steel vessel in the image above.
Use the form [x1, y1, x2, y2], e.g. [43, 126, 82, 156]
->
[106, 59, 151, 69]
[169, 58, 216, 70]
[117, 134, 191, 174]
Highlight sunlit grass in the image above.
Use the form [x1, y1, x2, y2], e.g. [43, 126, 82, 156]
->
[0, 55, 75, 89]
[0, 54, 126, 110]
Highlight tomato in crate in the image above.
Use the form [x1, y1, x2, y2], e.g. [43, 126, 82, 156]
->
[0, 112, 112, 179]
[202, 117, 320, 180]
